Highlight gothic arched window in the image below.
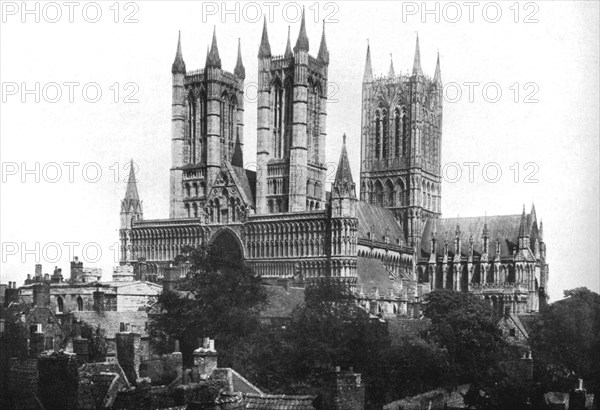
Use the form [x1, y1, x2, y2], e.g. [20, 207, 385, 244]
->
[402, 109, 408, 156]
[375, 111, 381, 159]
[57, 296, 64, 313]
[382, 109, 389, 158]
[394, 109, 401, 157]
[77, 296, 83, 311]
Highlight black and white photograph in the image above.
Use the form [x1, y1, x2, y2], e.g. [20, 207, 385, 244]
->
[1, 1, 599, 409]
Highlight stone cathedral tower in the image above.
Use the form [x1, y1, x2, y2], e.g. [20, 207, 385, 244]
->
[360, 36, 443, 249]
[169, 29, 246, 219]
[256, 12, 329, 214]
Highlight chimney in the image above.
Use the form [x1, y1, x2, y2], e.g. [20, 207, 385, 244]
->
[38, 351, 79, 409]
[570, 379, 587, 410]
[116, 331, 142, 385]
[33, 282, 50, 307]
[35, 264, 42, 278]
[43, 273, 50, 282]
[51, 267, 63, 283]
[193, 337, 218, 379]
[504, 305, 511, 318]
[322, 367, 365, 410]
[93, 289, 106, 312]
[5, 284, 19, 306]
[70, 257, 83, 283]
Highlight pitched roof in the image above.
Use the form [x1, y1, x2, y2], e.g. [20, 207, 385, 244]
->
[244, 392, 316, 409]
[230, 164, 256, 207]
[356, 257, 403, 299]
[421, 214, 524, 258]
[356, 201, 404, 243]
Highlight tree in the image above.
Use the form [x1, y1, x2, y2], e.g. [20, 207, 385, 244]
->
[530, 287, 600, 395]
[148, 244, 267, 367]
[423, 290, 508, 385]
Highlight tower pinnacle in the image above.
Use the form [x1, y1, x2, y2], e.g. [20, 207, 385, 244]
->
[332, 134, 356, 199]
[258, 17, 271, 58]
[206, 26, 221, 68]
[284, 26, 293, 58]
[363, 43, 373, 83]
[171, 31, 186, 74]
[433, 50, 441, 83]
[388, 53, 395, 77]
[294, 7, 309, 52]
[317, 20, 329, 64]
[234, 38, 245, 78]
[412, 34, 423, 76]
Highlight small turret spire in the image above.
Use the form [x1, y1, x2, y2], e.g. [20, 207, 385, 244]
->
[363, 42, 373, 83]
[124, 159, 139, 202]
[258, 17, 271, 58]
[206, 26, 221, 68]
[294, 7, 309, 52]
[433, 50, 441, 83]
[388, 53, 395, 77]
[332, 134, 356, 199]
[171, 31, 186, 74]
[284, 26, 293, 58]
[317, 20, 329, 64]
[234, 38, 245, 78]
[518, 204, 529, 237]
[412, 33, 423, 76]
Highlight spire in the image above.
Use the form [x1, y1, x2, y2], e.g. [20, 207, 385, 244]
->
[234, 38, 245, 78]
[332, 134, 356, 199]
[284, 26, 293, 58]
[412, 34, 423, 76]
[231, 131, 244, 167]
[206, 26, 221, 68]
[204, 45, 210, 67]
[433, 50, 441, 83]
[258, 17, 271, 58]
[518, 204, 529, 237]
[294, 7, 309, 52]
[539, 220, 544, 241]
[317, 20, 329, 64]
[171, 31, 186, 74]
[455, 215, 461, 237]
[363, 42, 373, 83]
[124, 159, 139, 202]
[388, 53, 395, 77]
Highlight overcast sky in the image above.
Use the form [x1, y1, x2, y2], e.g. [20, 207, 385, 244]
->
[1, 1, 598, 301]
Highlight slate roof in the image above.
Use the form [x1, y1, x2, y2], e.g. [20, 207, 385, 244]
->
[356, 201, 404, 243]
[356, 257, 403, 299]
[230, 163, 256, 207]
[421, 214, 527, 258]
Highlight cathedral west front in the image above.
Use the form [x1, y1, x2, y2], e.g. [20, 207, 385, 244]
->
[119, 12, 549, 317]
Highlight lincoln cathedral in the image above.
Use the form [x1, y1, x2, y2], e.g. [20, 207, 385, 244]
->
[119, 12, 549, 317]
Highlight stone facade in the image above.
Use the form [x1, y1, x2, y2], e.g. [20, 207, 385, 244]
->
[118, 16, 548, 315]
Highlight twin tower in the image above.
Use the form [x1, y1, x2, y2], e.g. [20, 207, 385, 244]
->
[168, 12, 443, 248]
[169, 12, 329, 219]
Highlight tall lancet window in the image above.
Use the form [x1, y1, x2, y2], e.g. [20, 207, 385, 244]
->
[402, 109, 408, 156]
[394, 109, 401, 157]
[187, 96, 197, 164]
[375, 111, 381, 159]
[307, 82, 320, 163]
[198, 91, 206, 163]
[272, 80, 284, 158]
[382, 109, 389, 158]
[228, 96, 236, 161]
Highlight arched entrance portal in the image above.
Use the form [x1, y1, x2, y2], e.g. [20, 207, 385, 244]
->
[210, 229, 243, 265]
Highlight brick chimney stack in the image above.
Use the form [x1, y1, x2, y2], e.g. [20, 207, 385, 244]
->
[193, 337, 218, 380]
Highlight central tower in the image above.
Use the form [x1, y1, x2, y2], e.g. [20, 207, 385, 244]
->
[256, 12, 329, 214]
[360, 36, 443, 249]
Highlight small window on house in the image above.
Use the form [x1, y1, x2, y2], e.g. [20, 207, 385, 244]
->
[509, 328, 516, 337]
[77, 296, 83, 311]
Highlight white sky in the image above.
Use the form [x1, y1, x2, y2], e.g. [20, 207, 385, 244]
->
[1, 1, 599, 301]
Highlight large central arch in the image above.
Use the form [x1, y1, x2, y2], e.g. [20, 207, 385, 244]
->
[209, 228, 244, 265]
